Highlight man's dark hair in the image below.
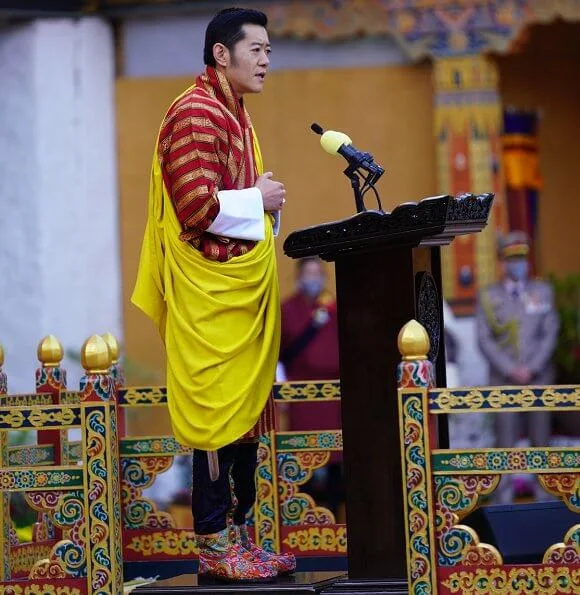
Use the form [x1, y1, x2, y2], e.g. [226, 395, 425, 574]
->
[204, 7, 268, 67]
[296, 256, 324, 275]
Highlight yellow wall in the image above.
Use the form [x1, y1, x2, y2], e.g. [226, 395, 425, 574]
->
[497, 22, 580, 276]
[117, 64, 436, 384]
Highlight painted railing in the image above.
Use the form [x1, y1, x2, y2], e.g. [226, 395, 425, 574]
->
[5, 322, 578, 593]
[115, 380, 344, 567]
[0, 335, 345, 592]
[0, 335, 123, 594]
[397, 319, 580, 595]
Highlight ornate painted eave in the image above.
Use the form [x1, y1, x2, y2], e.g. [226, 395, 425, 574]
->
[256, 0, 580, 60]
[2, 1, 580, 60]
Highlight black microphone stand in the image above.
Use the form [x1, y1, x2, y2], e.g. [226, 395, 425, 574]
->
[344, 163, 366, 213]
[310, 123, 384, 214]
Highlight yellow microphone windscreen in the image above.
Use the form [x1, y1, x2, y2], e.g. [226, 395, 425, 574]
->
[320, 130, 352, 155]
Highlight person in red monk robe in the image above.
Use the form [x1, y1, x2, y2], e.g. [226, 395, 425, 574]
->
[278, 257, 344, 518]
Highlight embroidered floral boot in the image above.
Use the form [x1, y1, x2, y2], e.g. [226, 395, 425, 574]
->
[197, 528, 277, 583]
[234, 524, 296, 575]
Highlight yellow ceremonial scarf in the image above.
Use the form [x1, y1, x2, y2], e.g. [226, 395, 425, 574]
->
[131, 93, 280, 451]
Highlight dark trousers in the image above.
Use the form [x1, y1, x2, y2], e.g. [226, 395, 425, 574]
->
[191, 441, 259, 535]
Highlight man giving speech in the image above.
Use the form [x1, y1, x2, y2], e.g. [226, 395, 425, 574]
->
[131, 7, 295, 582]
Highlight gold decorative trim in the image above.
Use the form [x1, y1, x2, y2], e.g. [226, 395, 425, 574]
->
[118, 387, 167, 406]
[442, 565, 580, 594]
[273, 381, 340, 401]
[125, 530, 197, 557]
[542, 524, 580, 564]
[429, 386, 580, 413]
[282, 526, 347, 553]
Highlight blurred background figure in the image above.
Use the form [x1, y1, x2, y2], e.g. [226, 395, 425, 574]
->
[143, 454, 192, 514]
[476, 230, 559, 503]
[279, 257, 339, 383]
[444, 300, 495, 449]
[443, 300, 461, 388]
[277, 257, 344, 519]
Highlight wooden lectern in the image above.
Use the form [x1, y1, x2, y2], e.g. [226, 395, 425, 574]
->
[283, 194, 494, 593]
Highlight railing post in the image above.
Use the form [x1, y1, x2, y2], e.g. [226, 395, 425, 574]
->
[397, 320, 438, 595]
[35, 335, 67, 464]
[255, 431, 281, 554]
[102, 332, 126, 437]
[79, 335, 123, 593]
[0, 343, 9, 580]
[33, 335, 67, 544]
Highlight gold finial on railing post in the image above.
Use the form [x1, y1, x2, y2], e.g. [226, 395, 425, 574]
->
[101, 332, 126, 437]
[396, 320, 437, 593]
[101, 332, 119, 364]
[37, 335, 64, 368]
[35, 335, 68, 511]
[101, 332, 125, 388]
[80, 335, 115, 403]
[397, 320, 432, 389]
[36, 335, 67, 393]
[397, 320, 430, 361]
[81, 335, 112, 376]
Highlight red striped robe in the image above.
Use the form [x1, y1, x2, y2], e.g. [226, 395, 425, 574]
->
[158, 66, 260, 262]
[158, 66, 275, 439]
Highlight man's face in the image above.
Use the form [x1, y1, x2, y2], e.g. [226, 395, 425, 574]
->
[222, 24, 271, 97]
[298, 260, 326, 299]
[503, 256, 530, 282]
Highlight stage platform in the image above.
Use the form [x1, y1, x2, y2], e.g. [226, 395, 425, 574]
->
[132, 572, 409, 594]
[132, 572, 344, 594]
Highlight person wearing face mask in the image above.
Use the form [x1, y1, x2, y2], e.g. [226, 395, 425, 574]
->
[279, 257, 340, 385]
[476, 230, 559, 503]
[278, 257, 344, 517]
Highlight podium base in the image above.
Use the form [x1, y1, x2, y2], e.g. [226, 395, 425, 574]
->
[132, 571, 346, 594]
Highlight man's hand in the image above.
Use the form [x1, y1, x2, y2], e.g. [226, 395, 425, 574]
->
[510, 365, 532, 385]
[255, 172, 286, 212]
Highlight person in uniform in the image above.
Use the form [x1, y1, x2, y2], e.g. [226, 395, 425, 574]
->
[476, 230, 559, 502]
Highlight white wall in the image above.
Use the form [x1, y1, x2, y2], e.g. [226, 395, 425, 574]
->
[0, 18, 121, 392]
[0, 23, 41, 392]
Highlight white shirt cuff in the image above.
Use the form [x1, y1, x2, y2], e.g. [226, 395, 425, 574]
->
[208, 188, 265, 241]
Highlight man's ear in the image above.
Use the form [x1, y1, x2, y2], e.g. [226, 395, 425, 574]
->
[213, 43, 229, 68]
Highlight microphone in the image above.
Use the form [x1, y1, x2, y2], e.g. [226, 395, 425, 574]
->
[310, 123, 384, 181]
[310, 122, 323, 135]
